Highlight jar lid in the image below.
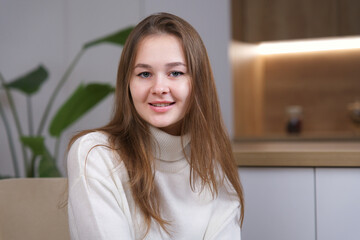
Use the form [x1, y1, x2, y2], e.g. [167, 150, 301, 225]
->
[286, 105, 302, 116]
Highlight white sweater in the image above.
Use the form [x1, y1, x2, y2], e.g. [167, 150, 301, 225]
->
[67, 127, 241, 240]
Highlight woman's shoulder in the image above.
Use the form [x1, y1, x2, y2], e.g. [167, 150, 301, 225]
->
[72, 131, 109, 147]
[68, 131, 113, 157]
[67, 131, 123, 179]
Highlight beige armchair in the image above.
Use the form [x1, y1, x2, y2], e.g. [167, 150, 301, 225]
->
[0, 178, 70, 240]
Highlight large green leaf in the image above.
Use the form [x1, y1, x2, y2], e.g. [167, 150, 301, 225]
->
[20, 136, 45, 156]
[38, 148, 61, 177]
[5, 65, 48, 95]
[49, 83, 114, 137]
[20, 136, 61, 177]
[83, 26, 134, 49]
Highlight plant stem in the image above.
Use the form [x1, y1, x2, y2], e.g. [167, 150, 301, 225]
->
[27, 155, 37, 178]
[27, 96, 34, 136]
[36, 49, 85, 136]
[0, 73, 29, 174]
[0, 100, 20, 177]
[54, 135, 61, 164]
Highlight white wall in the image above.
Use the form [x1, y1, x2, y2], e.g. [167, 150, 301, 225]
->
[0, 0, 232, 177]
[0, 0, 140, 177]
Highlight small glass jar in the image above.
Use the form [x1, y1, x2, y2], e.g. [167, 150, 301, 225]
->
[347, 100, 360, 135]
[286, 105, 302, 134]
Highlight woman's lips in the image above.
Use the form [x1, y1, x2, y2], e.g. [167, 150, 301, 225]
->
[149, 102, 175, 113]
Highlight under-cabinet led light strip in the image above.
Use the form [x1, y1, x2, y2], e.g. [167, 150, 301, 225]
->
[258, 36, 360, 55]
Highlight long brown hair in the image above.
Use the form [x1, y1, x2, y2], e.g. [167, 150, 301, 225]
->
[69, 12, 244, 234]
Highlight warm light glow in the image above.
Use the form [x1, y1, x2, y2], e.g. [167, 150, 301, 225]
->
[258, 36, 360, 55]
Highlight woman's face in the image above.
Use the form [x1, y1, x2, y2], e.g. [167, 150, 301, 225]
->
[129, 34, 191, 135]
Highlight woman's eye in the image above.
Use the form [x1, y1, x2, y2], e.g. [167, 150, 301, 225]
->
[170, 71, 184, 77]
[138, 72, 151, 78]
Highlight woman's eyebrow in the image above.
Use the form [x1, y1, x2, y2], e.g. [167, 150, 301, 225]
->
[134, 63, 152, 69]
[134, 62, 186, 69]
[166, 62, 186, 67]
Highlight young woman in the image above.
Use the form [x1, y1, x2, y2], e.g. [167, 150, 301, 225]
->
[67, 12, 244, 240]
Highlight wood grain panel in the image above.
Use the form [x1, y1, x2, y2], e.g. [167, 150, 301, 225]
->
[234, 0, 338, 42]
[235, 151, 360, 167]
[263, 49, 360, 135]
[232, 0, 360, 42]
[233, 142, 360, 167]
[338, 0, 360, 36]
[231, 42, 264, 137]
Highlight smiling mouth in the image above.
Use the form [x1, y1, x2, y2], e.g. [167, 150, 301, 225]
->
[149, 102, 175, 107]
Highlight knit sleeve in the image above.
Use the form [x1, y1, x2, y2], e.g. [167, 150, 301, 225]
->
[67, 132, 134, 240]
[208, 207, 241, 240]
[203, 182, 242, 240]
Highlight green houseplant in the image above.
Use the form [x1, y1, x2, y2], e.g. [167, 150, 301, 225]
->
[0, 26, 134, 178]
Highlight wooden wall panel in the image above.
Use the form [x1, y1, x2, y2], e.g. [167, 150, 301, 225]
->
[263, 49, 360, 136]
[233, 0, 338, 42]
[338, 0, 360, 36]
[231, 42, 264, 137]
[232, 0, 360, 42]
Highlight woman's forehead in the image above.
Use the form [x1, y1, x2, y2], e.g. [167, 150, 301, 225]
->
[133, 34, 186, 67]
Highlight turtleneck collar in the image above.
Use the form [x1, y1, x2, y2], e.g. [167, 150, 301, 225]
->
[150, 126, 191, 162]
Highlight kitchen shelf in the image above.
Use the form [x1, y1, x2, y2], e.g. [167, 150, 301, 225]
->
[233, 141, 360, 167]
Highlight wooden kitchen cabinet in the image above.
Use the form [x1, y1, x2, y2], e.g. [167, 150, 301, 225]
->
[232, 0, 360, 42]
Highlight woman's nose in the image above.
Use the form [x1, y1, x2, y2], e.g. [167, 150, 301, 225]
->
[151, 75, 170, 94]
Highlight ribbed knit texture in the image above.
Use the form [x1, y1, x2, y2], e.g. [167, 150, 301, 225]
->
[150, 126, 191, 173]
